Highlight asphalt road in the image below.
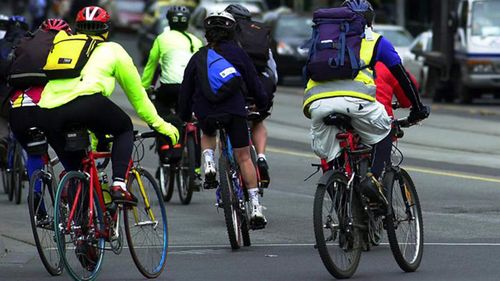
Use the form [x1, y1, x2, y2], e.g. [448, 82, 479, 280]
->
[1, 32, 500, 281]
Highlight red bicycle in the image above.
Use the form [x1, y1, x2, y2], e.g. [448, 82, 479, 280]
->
[158, 120, 200, 204]
[53, 129, 168, 281]
[313, 113, 424, 278]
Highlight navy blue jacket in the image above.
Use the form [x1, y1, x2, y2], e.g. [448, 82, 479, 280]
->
[178, 40, 267, 121]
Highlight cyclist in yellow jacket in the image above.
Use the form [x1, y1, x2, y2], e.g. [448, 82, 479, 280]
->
[39, 6, 179, 205]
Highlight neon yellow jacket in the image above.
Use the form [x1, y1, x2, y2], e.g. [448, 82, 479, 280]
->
[141, 30, 202, 87]
[39, 41, 172, 136]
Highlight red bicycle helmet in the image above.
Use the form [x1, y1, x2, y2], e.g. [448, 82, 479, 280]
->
[41, 18, 71, 33]
[75, 6, 110, 35]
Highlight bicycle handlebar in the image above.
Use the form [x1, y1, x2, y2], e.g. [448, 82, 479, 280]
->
[134, 131, 157, 140]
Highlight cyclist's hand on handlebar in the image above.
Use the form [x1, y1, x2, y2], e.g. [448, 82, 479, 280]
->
[163, 122, 179, 145]
[408, 105, 431, 124]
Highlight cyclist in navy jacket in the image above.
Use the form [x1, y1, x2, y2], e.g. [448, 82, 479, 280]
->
[179, 11, 268, 227]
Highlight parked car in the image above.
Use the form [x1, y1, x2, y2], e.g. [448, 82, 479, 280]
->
[189, 0, 267, 42]
[373, 24, 429, 87]
[109, 0, 145, 31]
[406, 30, 433, 94]
[268, 13, 312, 84]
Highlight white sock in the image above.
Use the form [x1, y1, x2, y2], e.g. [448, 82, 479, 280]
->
[113, 180, 126, 190]
[248, 188, 259, 205]
[257, 154, 266, 160]
[203, 149, 215, 163]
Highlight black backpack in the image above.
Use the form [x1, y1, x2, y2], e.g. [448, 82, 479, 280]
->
[7, 30, 57, 89]
[235, 19, 271, 72]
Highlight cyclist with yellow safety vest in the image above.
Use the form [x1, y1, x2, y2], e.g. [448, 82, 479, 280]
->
[303, 0, 430, 203]
[39, 6, 179, 206]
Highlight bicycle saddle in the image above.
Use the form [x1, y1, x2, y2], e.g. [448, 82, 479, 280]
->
[323, 113, 352, 129]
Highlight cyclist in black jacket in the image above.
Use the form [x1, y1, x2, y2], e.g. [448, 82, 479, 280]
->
[179, 11, 268, 227]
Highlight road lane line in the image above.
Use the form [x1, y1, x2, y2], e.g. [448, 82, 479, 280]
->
[267, 147, 500, 184]
[166, 242, 500, 249]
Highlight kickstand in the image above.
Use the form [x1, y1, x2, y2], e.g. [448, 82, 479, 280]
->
[304, 164, 322, 181]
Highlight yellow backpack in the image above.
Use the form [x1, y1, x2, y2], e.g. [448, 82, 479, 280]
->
[43, 31, 104, 79]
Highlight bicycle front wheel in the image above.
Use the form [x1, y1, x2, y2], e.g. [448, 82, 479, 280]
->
[1, 167, 8, 194]
[385, 168, 424, 272]
[177, 135, 195, 204]
[219, 154, 247, 250]
[29, 169, 63, 276]
[124, 168, 168, 278]
[313, 173, 362, 279]
[54, 171, 105, 281]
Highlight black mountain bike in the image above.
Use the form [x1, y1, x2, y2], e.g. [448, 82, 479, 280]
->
[313, 113, 424, 279]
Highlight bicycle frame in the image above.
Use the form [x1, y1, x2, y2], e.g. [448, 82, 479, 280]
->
[216, 130, 245, 203]
[65, 151, 111, 237]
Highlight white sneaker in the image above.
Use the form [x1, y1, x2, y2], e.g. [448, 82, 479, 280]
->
[250, 203, 267, 229]
[204, 160, 217, 184]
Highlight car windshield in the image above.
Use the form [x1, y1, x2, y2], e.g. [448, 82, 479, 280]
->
[471, 1, 500, 36]
[275, 16, 313, 38]
[375, 28, 414, 47]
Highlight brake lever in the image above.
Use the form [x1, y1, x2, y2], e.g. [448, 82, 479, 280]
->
[304, 163, 322, 182]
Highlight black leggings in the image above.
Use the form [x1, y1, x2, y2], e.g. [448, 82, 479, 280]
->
[371, 133, 393, 179]
[45, 94, 133, 180]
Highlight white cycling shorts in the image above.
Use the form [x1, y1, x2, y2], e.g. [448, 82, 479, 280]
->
[309, 96, 392, 162]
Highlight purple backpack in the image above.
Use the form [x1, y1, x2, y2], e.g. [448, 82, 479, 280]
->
[304, 7, 367, 82]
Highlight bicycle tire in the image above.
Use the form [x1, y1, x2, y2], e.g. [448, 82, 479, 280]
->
[7, 142, 15, 201]
[2, 168, 8, 194]
[177, 135, 195, 205]
[159, 164, 174, 202]
[29, 169, 63, 276]
[313, 173, 362, 279]
[219, 154, 245, 250]
[13, 143, 26, 205]
[241, 199, 251, 247]
[385, 168, 424, 272]
[124, 168, 168, 278]
[54, 171, 105, 281]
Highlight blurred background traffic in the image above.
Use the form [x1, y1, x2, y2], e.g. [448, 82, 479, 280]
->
[1, 0, 499, 105]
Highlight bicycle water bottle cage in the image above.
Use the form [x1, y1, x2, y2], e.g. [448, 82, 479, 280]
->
[25, 127, 48, 155]
[64, 128, 90, 152]
[323, 113, 352, 130]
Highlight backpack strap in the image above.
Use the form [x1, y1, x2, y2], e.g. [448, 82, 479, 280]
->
[178, 31, 194, 53]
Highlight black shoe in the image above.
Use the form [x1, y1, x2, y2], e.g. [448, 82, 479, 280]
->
[257, 157, 270, 188]
[111, 186, 138, 206]
[359, 173, 388, 207]
[191, 172, 202, 192]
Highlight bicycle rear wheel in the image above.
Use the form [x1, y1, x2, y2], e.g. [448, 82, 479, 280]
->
[219, 154, 247, 250]
[313, 173, 362, 279]
[177, 135, 195, 205]
[124, 168, 168, 278]
[29, 169, 63, 276]
[159, 164, 174, 202]
[54, 171, 105, 281]
[13, 143, 26, 205]
[385, 168, 424, 272]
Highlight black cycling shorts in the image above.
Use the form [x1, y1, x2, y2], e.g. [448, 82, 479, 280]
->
[199, 114, 249, 149]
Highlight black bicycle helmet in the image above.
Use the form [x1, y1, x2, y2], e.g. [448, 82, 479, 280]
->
[204, 11, 236, 31]
[224, 4, 251, 21]
[167, 5, 190, 31]
[342, 0, 375, 26]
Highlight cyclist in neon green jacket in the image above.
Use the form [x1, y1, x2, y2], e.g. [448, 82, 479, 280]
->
[39, 6, 179, 206]
[141, 6, 202, 110]
[141, 5, 203, 187]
